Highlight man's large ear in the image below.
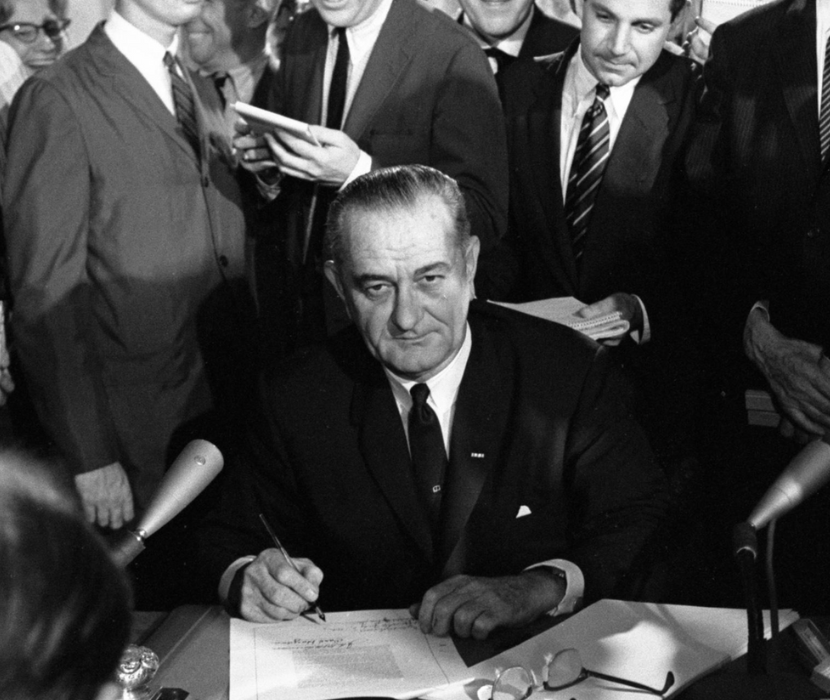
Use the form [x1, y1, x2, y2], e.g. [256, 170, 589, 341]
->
[464, 235, 480, 283]
[324, 260, 349, 307]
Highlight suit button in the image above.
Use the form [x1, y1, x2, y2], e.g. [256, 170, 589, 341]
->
[219, 255, 229, 267]
[807, 228, 818, 238]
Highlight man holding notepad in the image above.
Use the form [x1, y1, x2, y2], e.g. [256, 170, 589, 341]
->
[233, 0, 508, 358]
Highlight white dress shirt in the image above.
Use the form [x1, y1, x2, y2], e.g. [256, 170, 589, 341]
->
[104, 9, 179, 116]
[322, 0, 394, 185]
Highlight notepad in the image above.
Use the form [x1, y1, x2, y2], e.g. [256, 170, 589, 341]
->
[491, 297, 630, 341]
[232, 101, 321, 146]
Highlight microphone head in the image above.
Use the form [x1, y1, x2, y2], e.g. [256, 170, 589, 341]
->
[134, 439, 224, 538]
[748, 438, 830, 529]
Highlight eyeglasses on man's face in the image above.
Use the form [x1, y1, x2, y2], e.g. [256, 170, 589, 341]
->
[0, 18, 70, 44]
[491, 648, 675, 699]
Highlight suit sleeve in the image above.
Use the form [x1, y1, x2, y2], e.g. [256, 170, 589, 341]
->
[564, 346, 669, 602]
[3, 78, 120, 474]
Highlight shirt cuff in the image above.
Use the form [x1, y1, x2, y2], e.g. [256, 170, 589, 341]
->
[218, 555, 257, 603]
[525, 558, 584, 616]
[630, 294, 651, 344]
[340, 150, 372, 190]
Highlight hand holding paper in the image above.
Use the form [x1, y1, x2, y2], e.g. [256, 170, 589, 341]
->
[265, 125, 361, 187]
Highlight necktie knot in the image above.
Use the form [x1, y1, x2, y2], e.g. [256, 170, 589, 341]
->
[410, 383, 432, 420]
[595, 83, 610, 101]
[484, 46, 515, 74]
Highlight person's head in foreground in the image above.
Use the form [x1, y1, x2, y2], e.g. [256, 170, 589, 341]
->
[324, 163, 480, 382]
[0, 451, 132, 700]
[0, 0, 69, 74]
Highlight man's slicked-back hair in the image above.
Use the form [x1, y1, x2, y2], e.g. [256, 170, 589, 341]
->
[325, 164, 471, 267]
[570, 0, 686, 22]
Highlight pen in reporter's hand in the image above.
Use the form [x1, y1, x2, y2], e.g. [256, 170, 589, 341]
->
[259, 513, 326, 622]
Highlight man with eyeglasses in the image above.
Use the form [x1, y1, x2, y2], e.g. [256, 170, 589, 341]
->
[3, 0, 252, 559]
[0, 0, 69, 75]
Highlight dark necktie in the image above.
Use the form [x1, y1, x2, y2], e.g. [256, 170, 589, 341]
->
[164, 52, 200, 157]
[408, 383, 447, 532]
[327, 27, 349, 129]
[306, 27, 351, 264]
[821, 34, 830, 162]
[565, 83, 610, 263]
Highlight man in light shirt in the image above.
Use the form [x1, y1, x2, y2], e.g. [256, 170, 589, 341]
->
[3, 0, 250, 535]
[502, 0, 699, 470]
[199, 165, 667, 635]
[233, 0, 508, 357]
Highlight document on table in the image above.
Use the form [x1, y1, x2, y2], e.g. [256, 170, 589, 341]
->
[229, 609, 474, 700]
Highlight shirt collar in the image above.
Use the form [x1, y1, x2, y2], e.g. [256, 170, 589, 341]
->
[383, 323, 473, 414]
[105, 9, 178, 68]
[330, 0, 394, 45]
[460, 5, 534, 58]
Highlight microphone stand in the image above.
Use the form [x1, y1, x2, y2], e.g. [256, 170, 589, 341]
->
[733, 521, 766, 675]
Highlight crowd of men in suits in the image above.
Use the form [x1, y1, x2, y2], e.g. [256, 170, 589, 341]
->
[1, 0, 829, 620]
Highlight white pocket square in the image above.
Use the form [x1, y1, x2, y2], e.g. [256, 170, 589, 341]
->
[516, 505, 531, 518]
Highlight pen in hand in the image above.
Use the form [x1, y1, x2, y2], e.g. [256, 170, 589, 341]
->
[258, 513, 326, 622]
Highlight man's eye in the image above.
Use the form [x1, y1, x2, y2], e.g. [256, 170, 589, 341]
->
[363, 283, 388, 297]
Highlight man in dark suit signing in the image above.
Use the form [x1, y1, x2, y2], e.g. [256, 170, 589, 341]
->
[3, 0, 249, 528]
[200, 165, 667, 636]
[235, 0, 508, 356]
[503, 0, 698, 466]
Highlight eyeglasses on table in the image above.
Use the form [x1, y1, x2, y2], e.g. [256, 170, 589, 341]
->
[0, 19, 70, 43]
[490, 647, 675, 699]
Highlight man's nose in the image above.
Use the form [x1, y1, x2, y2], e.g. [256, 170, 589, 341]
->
[390, 287, 422, 330]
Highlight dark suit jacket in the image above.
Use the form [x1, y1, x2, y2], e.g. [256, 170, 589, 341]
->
[255, 0, 508, 352]
[200, 301, 667, 611]
[684, 0, 830, 353]
[503, 43, 696, 325]
[3, 25, 249, 508]
[501, 43, 698, 463]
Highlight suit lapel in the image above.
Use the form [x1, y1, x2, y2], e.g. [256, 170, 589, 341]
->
[581, 53, 674, 283]
[439, 317, 512, 576]
[775, 0, 821, 183]
[526, 43, 580, 295]
[90, 25, 201, 166]
[342, 0, 415, 141]
[351, 364, 435, 561]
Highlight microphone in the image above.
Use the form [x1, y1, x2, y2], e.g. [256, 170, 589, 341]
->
[112, 439, 224, 567]
[748, 436, 830, 530]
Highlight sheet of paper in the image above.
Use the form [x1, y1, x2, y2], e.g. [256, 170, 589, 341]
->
[491, 297, 629, 341]
[230, 609, 473, 700]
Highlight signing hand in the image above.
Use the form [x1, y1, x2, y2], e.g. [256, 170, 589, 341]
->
[409, 570, 565, 640]
[74, 462, 134, 529]
[263, 125, 360, 187]
[744, 307, 830, 438]
[576, 292, 644, 346]
[237, 548, 324, 622]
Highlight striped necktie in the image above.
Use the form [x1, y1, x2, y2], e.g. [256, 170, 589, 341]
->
[565, 83, 610, 262]
[821, 34, 830, 162]
[164, 52, 200, 157]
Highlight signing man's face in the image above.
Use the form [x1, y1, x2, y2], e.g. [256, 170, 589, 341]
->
[580, 0, 677, 88]
[326, 195, 479, 382]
